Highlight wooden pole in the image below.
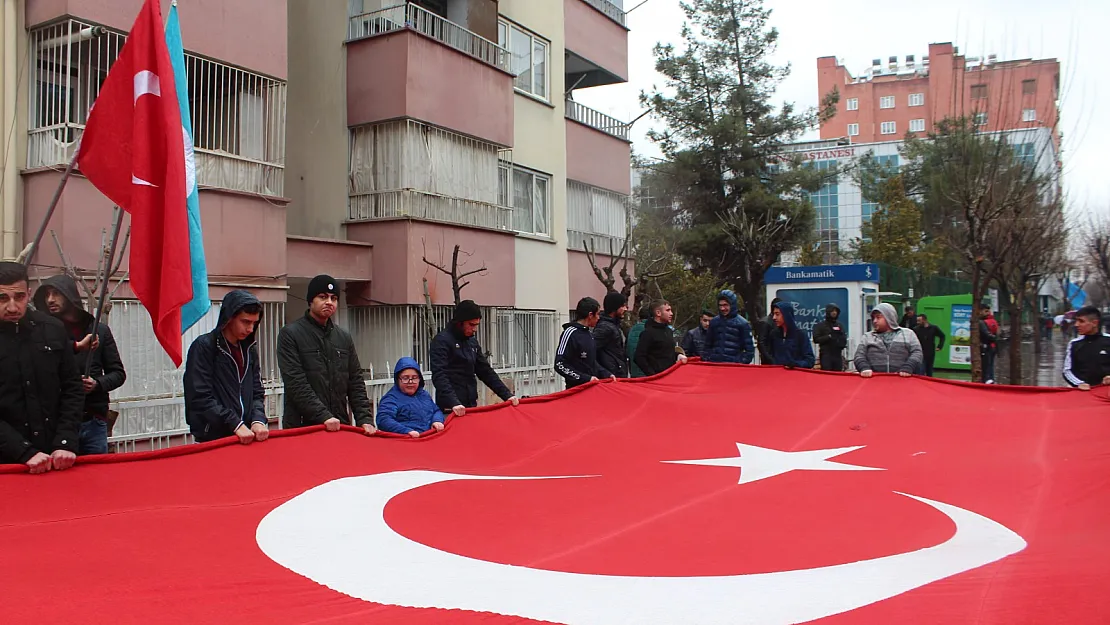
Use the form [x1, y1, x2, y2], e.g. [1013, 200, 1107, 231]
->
[83, 206, 123, 378]
[21, 143, 80, 268]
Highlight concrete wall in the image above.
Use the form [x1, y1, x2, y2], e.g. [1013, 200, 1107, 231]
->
[285, 0, 349, 240]
[565, 120, 631, 194]
[563, 0, 628, 82]
[0, 0, 27, 259]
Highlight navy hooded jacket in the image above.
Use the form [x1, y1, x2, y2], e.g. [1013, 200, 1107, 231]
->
[183, 290, 267, 442]
[375, 357, 445, 435]
[767, 302, 815, 369]
[704, 290, 755, 364]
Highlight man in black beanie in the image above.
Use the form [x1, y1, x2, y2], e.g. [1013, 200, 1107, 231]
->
[592, 291, 629, 379]
[277, 275, 374, 434]
[429, 299, 517, 415]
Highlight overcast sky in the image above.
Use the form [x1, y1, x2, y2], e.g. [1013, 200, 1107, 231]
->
[576, 0, 1109, 215]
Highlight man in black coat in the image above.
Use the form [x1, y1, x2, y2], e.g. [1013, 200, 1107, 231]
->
[34, 274, 126, 454]
[184, 290, 271, 444]
[812, 303, 848, 372]
[1063, 306, 1110, 390]
[634, 300, 688, 376]
[557, 297, 612, 389]
[755, 297, 781, 365]
[913, 313, 946, 377]
[430, 300, 517, 416]
[680, 310, 713, 359]
[0, 262, 83, 473]
[277, 275, 374, 434]
[592, 292, 629, 378]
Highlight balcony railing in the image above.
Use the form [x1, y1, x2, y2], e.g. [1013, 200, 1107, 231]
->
[580, 0, 627, 26]
[565, 99, 631, 141]
[347, 3, 510, 73]
[348, 189, 514, 231]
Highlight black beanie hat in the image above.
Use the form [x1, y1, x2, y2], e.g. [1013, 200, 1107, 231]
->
[452, 299, 482, 323]
[603, 291, 627, 314]
[307, 275, 339, 302]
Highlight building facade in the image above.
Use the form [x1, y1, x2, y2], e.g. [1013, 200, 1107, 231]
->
[0, 0, 633, 447]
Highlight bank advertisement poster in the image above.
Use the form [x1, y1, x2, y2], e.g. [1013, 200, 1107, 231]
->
[950, 304, 972, 365]
[775, 288, 850, 339]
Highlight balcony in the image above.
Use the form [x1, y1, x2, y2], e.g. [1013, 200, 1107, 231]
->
[565, 99, 630, 141]
[565, 102, 632, 195]
[566, 180, 630, 254]
[564, 0, 629, 88]
[347, 3, 508, 72]
[348, 189, 513, 232]
[345, 4, 514, 146]
[27, 20, 287, 197]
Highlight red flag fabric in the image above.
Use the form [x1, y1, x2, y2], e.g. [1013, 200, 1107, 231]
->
[2, 364, 1110, 624]
[78, 0, 190, 366]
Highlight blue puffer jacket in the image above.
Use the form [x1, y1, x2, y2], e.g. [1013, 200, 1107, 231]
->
[768, 302, 815, 369]
[375, 357, 445, 435]
[704, 290, 755, 364]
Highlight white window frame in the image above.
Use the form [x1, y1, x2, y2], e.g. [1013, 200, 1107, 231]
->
[909, 119, 925, 132]
[498, 20, 549, 101]
[846, 98, 859, 111]
[1022, 108, 1037, 122]
[908, 93, 924, 107]
[974, 112, 988, 126]
[847, 123, 860, 137]
[500, 161, 552, 237]
[879, 96, 895, 109]
[880, 121, 897, 135]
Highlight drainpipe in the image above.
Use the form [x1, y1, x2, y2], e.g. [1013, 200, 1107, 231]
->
[1, 0, 20, 260]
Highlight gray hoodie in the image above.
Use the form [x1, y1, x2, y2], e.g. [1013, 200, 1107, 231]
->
[853, 303, 924, 374]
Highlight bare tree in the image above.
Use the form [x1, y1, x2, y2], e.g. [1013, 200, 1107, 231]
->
[47, 216, 131, 323]
[421, 240, 488, 306]
[1082, 214, 1110, 308]
[584, 236, 671, 312]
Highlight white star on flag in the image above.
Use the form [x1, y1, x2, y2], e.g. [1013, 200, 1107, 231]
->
[664, 442, 884, 485]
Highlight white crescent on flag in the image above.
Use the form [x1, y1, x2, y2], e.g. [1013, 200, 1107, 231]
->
[257, 453, 1027, 625]
[132, 70, 162, 188]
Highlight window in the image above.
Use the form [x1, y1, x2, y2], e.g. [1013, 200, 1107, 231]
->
[500, 163, 551, 236]
[880, 121, 897, 135]
[846, 98, 859, 111]
[974, 112, 988, 126]
[499, 20, 549, 100]
[806, 159, 839, 264]
[1016, 143, 1036, 166]
[879, 96, 895, 109]
[909, 119, 925, 132]
[971, 84, 987, 99]
[908, 93, 925, 107]
[1022, 108, 1037, 122]
[1022, 79, 1036, 95]
[861, 155, 900, 224]
[847, 123, 859, 137]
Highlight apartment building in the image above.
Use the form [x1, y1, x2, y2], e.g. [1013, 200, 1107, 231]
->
[285, 0, 633, 379]
[0, 0, 633, 447]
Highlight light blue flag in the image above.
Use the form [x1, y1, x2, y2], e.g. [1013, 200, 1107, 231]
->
[166, 4, 210, 332]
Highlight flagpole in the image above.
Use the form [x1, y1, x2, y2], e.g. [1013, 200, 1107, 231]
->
[83, 206, 124, 378]
[22, 141, 80, 268]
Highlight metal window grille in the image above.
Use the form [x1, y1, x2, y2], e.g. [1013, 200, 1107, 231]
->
[579, 0, 628, 26]
[347, 3, 510, 72]
[348, 120, 511, 230]
[28, 19, 287, 196]
[567, 180, 630, 253]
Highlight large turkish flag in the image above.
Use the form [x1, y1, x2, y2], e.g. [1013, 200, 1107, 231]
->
[2, 364, 1109, 624]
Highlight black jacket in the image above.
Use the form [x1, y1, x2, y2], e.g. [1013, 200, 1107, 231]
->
[429, 325, 512, 410]
[592, 315, 628, 378]
[184, 291, 268, 442]
[556, 322, 609, 388]
[1063, 332, 1110, 387]
[754, 316, 775, 364]
[278, 311, 372, 428]
[680, 325, 708, 359]
[812, 304, 848, 371]
[0, 309, 84, 463]
[33, 275, 126, 419]
[634, 319, 678, 377]
[913, 324, 946, 353]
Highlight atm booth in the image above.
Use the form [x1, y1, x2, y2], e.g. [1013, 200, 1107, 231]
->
[763, 264, 893, 368]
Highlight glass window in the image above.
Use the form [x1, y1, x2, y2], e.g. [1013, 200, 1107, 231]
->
[846, 98, 858, 111]
[880, 121, 896, 135]
[1022, 108, 1037, 122]
[974, 112, 988, 126]
[909, 119, 925, 132]
[879, 96, 895, 109]
[1022, 79, 1036, 95]
[507, 166, 551, 236]
[971, 84, 987, 99]
[499, 21, 549, 100]
[909, 93, 924, 106]
[847, 123, 859, 136]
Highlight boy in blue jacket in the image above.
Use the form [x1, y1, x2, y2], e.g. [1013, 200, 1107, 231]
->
[376, 357, 445, 438]
[768, 301, 815, 369]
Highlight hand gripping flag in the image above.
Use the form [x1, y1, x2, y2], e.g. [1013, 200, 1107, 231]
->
[78, 0, 190, 366]
[3, 365, 1110, 624]
[165, 2, 211, 333]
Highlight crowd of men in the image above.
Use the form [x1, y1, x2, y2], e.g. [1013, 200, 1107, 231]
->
[2, 260, 1108, 474]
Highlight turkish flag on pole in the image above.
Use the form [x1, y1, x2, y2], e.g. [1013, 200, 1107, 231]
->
[2, 366, 1110, 624]
[79, 0, 190, 366]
